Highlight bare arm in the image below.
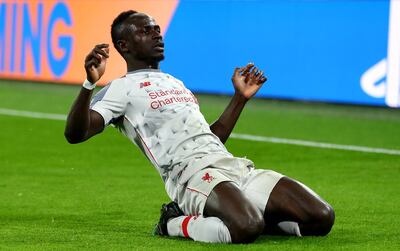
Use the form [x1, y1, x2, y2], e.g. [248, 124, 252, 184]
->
[64, 44, 109, 144]
[210, 63, 267, 144]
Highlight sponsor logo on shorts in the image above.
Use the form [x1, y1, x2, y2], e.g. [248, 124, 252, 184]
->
[201, 172, 214, 183]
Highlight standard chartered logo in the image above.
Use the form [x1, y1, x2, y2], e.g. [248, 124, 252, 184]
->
[361, 0, 400, 108]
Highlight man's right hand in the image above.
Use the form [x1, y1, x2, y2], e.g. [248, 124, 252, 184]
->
[84, 43, 109, 83]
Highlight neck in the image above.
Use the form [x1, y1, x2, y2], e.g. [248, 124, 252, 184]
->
[126, 58, 160, 72]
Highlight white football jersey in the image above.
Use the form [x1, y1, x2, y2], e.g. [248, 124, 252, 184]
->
[91, 69, 232, 187]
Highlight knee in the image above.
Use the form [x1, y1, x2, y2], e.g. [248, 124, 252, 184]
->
[229, 212, 265, 244]
[312, 204, 335, 236]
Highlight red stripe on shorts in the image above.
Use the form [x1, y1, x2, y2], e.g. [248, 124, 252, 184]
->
[186, 187, 208, 197]
[182, 216, 193, 238]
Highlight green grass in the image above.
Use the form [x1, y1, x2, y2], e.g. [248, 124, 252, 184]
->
[0, 80, 399, 250]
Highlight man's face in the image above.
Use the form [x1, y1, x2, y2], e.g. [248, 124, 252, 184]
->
[122, 13, 164, 62]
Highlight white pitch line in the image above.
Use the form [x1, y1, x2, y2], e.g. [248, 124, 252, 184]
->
[0, 108, 399, 156]
[0, 108, 66, 121]
[230, 133, 400, 156]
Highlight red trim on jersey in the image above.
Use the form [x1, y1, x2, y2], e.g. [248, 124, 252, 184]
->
[186, 187, 208, 197]
[182, 216, 193, 238]
[124, 116, 159, 167]
[133, 127, 159, 167]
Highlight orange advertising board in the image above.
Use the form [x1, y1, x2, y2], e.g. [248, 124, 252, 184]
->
[0, 0, 178, 85]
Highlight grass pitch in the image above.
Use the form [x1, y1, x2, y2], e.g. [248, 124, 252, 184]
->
[0, 80, 399, 250]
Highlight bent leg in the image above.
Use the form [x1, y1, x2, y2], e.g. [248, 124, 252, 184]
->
[265, 177, 335, 236]
[204, 181, 265, 243]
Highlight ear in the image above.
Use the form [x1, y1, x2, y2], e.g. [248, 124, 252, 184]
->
[117, 40, 128, 53]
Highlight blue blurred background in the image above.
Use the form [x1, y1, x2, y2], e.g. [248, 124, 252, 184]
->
[163, 0, 393, 107]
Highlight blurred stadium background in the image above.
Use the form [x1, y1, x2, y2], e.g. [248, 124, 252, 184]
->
[1, 0, 399, 250]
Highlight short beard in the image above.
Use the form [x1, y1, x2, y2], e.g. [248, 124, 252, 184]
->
[143, 54, 164, 65]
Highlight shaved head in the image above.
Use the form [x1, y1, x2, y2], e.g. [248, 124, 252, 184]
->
[111, 10, 138, 53]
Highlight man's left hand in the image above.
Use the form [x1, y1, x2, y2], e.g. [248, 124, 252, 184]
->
[231, 63, 267, 100]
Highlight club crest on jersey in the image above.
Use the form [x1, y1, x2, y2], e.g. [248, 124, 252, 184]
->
[201, 172, 214, 183]
[140, 81, 151, 88]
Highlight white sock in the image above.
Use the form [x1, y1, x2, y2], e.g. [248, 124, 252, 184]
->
[167, 215, 232, 243]
[277, 221, 302, 237]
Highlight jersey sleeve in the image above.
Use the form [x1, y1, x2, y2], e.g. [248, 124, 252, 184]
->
[90, 80, 128, 126]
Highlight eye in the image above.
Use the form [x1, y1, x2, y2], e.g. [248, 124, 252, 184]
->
[142, 27, 150, 34]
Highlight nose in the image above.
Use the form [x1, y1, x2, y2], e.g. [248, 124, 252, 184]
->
[152, 31, 162, 40]
[151, 28, 162, 39]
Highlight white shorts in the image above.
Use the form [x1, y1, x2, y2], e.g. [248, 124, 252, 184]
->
[175, 157, 284, 216]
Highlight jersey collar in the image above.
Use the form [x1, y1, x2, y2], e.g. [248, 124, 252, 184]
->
[126, 69, 162, 75]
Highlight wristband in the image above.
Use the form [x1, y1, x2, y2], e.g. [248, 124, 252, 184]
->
[82, 79, 97, 90]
